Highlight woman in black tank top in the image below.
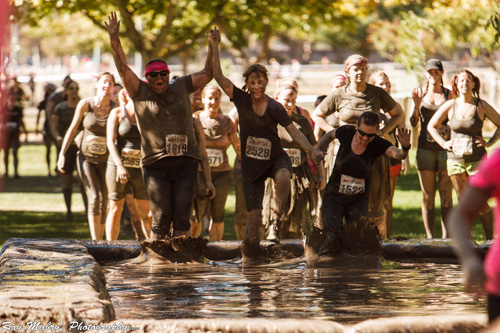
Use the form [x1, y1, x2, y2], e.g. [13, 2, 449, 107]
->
[410, 59, 454, 239]
[428, 70, 500, 240]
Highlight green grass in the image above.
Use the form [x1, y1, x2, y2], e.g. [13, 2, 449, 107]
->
[0, 143, 494, 247]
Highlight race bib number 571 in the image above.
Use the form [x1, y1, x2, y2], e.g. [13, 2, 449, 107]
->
[245, 136, 271, 160]
[339, 174, 365, 195]
[165, 134, 188, 156]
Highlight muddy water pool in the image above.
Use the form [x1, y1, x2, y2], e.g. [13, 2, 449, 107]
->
[102, 255, 484, 324]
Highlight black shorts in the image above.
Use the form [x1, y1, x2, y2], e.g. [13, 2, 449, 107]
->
[243, 156, 292, 211]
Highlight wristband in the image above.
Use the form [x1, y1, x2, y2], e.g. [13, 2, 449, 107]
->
[402, 145, 411, 151]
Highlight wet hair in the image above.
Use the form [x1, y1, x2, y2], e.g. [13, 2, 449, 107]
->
[201, 85, 221, 98]
[368, 70, 389, 85]
[276, 77, 299, 90]
[315, 95, 327, 107]
[357, 111, 380, 128]
[452, 69, 481, 99]
[273, 84, 297, 98]
[64, 79, 78, 90]
[242, 64, 269, 91]
[97, 72, 115, 84]
[344, 54, 368, 71]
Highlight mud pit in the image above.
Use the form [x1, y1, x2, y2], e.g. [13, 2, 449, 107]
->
[0, 237, 490, 332]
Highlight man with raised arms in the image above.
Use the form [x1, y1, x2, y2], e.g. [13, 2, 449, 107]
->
[106, 12, 216, 240]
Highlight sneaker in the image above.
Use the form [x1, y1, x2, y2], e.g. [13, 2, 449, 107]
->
[266, 221, 280, 244]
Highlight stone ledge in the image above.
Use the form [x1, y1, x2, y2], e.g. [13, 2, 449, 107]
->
[0, 238, 115, 328]
[77, 239, 490, 263]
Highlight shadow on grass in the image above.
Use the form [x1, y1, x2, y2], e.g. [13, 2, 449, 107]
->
[0, 175, 64, 194]
[0, 210, 91, 246]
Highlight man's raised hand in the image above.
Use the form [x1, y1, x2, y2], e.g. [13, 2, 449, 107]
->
[105, 12, 120, 38]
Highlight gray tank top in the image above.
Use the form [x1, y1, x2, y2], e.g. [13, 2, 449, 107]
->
[448, 98, 486, 163]
[81, 97, 112, 163]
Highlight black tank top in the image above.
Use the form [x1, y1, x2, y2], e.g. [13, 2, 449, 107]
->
[448, 98, 486, 163]
[417, 88, 450, 151]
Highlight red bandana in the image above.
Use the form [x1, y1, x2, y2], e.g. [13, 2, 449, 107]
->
[145, 62, 170, 76]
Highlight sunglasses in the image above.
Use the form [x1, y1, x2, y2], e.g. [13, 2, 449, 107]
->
[148, 71, 169, 78]
[357, 128, 377, 138]
[68, 87, 79, 91]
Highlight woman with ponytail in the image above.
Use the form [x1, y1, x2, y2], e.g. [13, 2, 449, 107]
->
[428, 69, 500, 239]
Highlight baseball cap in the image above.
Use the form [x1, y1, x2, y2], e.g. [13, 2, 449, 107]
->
[425, 59, 443, 72]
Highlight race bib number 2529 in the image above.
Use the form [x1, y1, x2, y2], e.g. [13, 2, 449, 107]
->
[245, 136, 271, 160]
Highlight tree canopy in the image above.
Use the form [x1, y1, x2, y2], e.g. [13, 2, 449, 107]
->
[9, 0, 500, 72]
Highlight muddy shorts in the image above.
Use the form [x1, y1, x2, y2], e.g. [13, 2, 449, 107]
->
[195, 170, 233, 224]
[106, 163, 148, 201]
[243, 156, 292, 211]
[416, 148, 447, 171]
[447, 159, 481, 177]
[321, 189, 368, 233]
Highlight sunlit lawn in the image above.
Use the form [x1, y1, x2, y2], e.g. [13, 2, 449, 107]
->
[0, 143, 494, 247]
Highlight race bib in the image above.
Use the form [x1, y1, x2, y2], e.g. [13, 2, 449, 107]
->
[427, 125, 450, 143]
[245, 136, 271, 160]
[452, 137, 473, 157]
[285, 148, 301, 167]
[207, 148, 224, 167]
[165, 134, 188, 156]
[121, 148, 141, 168]
[86, 135, 107, 155]
[339, 174, 365, 195]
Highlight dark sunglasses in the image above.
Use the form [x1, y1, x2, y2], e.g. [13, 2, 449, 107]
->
[68, 87, 79, 90]
[148, 71, 169, 78]
[357, 128, 377, 138]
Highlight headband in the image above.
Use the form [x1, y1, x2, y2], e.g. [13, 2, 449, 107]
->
[331, 74, 346, 85]
[145, 62, 170, 76]
[345, 59, 368, 72]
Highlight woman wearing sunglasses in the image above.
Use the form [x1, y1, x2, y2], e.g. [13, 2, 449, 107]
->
[310, 112, 410, 255]
[311, 54, 404, 239]
[106, 12, 217, 240]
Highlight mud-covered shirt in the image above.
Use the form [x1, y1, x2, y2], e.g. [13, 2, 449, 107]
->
[109, 111, 142, 168]
[232, 86, 292, 184]
[133, 76, 201, 166]
[53, 101, 77, 143]
[278, 112, 316, 168]
[81, 97, 111, 163]
[448, 98, 486, 163]
[318, 84, 397, 125]
[326, 125, 392, 197]
[198, 111, 236, 172]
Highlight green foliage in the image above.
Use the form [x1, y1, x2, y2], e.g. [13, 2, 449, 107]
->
[369, 0, 500, 73]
